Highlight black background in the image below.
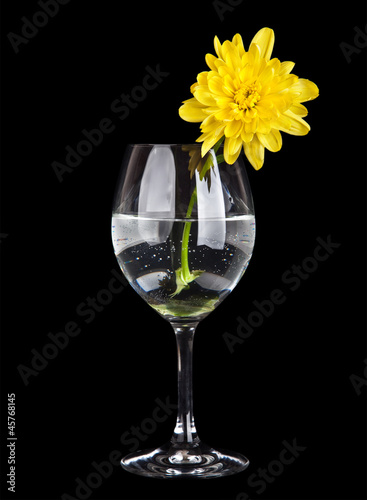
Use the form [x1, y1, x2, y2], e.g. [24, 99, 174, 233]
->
[1, 1, 366, 500]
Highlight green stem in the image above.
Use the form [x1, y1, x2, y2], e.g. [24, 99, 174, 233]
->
[181, 187, 197, 283]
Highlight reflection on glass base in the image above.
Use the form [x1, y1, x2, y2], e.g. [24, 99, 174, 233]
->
[121, 440, 249, 479]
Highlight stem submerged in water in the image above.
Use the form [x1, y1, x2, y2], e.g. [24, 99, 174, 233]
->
[173, 136, 225, 296]
[181, 187, 197, 283]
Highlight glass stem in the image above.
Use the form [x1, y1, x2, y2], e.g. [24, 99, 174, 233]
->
[171, 323, 199, 446]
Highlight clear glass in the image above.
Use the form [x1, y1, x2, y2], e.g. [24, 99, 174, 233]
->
[111, 144, 255, 478]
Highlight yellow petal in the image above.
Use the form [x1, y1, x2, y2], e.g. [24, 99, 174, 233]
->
[200, 113, 218, 131]
[218, 63, 236, 80]
[279, 61, 295, 76]
[201, 133, 223, 157]
[257, 129, 282, 152]
[207, 75, 225, 96]
[197, 72, 209, 86]
[190, 82, 199, 94]
[272, 113, 292, 132]
[227, 136, 242, 155]
[224, 136, 243, 164]
[243, 135, 265, 170]
[179, 98, 208, 123]
[205, 53, 218, 71]
[222, 41, 242, 72]
[241, 129, 254, 143]
[223, 74, 237, 94]
[268, 57, 281, 74]
[214, 36, 223, 59]
[232, 33, 245, 52]
[239, 65, 251, 84]
[248, 42, 261, 65]
[225, 119, 242, 138]
[233, 34, 246, 59]
[256, 101, 276, 120]
[250, 28, 275, 61]
[256, 118, 272, 135]
[260, 94, 292, 115]
[291, 79, 319, 102]
[279, 110, 310, 135]
[215, 96, 234, 108]
[258, 64, 275, 86]
[269, 74, 298, 93]
[194, 86, 216, 106]
[246, 115, 259, 134]
[214, 107, 233, 121]
[289, 102, 308, 117]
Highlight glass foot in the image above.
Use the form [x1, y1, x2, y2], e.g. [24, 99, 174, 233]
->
[121, 440, 249, 479]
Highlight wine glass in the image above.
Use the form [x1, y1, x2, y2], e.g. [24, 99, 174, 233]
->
[111, 144, 255, 478]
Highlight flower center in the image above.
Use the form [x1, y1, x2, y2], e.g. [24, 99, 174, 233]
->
[234, 84, 260, 111]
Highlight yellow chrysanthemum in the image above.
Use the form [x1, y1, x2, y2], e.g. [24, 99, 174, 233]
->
[179, 28, 319, 169]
